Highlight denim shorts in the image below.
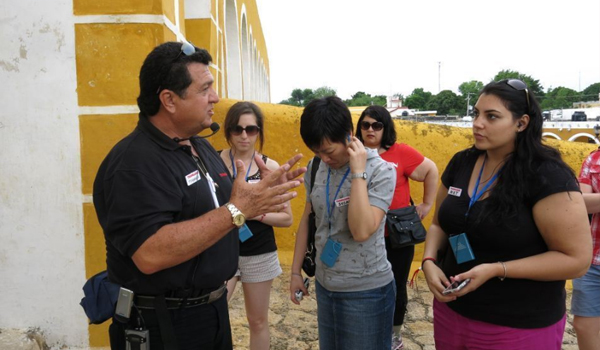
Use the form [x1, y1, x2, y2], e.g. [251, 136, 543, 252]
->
[571, 264, 600, 317]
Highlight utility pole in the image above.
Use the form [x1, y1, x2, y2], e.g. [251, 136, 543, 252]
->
[466, 92, 473, 117]
[438, 62, 441, 93]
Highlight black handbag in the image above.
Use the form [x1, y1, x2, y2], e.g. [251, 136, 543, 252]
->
[386, 205, 426, 249]
[301, 157, 321, 277]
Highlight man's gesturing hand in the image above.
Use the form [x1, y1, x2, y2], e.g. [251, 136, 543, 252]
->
[229, 153, 306, 218]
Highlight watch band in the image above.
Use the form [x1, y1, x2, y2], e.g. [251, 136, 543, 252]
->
[350, 172, 367, 180]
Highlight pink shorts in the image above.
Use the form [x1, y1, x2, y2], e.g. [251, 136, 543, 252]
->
[433, 299, 566, 350]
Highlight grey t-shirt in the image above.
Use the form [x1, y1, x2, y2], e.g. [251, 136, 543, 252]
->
[305, 148, 396, 292]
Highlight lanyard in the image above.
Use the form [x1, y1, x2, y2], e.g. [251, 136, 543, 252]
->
[466, 156, 501, 218]
[326, 167, 350, 231]
[229, 150, 255, 181]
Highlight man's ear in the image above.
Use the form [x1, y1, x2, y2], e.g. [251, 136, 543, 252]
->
[158, 90, 177, 114]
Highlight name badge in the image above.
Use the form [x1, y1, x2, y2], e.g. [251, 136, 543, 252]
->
[448, 186, 462, 197]
[186, 170, 201, 186]
[335, 196, 350, 207]
[320, 238, 342, 268]
[449, 233, 475, 264]
[239, 224, 253, 242]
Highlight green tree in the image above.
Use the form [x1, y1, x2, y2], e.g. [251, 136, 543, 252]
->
[458, 80, 484, 116]
[404, 88, 432, 110]
[540, 87, 580, 110]
[582, 82, 600, 101]
[492, 70, 545, 101]
[426, 90, 463, 115]
[345, 91, 386, 107]
[279, 86, 336, 106]
[312, 86, 337, 99]
[279, 88, 314, 106]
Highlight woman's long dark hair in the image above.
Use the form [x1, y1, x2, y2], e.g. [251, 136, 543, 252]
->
[356, 105, 397, 149]
[477, 80, 575, 225]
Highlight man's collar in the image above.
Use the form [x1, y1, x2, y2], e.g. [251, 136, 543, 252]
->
[137, 114, 184, 151]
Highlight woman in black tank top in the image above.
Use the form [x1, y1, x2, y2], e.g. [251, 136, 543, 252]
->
[219, 101, 293, 350]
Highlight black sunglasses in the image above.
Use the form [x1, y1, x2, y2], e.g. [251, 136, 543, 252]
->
[156, 41, 196, 94]
[505, 79, 530, 112]
[360, 121, 384, 131]
[230, 125, 260, 136]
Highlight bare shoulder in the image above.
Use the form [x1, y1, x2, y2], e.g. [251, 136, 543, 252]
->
[264, 156, 280, 171]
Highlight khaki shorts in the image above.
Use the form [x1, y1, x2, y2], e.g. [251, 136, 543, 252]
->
[235, 251, 282, 283]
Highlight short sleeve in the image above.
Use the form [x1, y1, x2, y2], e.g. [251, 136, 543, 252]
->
[397, 144, 425, 176]
[529, 161, 580, 205]
[441, 151, 465, 189]
[367, 160, 396, 212]
[578, 150, 600, 186]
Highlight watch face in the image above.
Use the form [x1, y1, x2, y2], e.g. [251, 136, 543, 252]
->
[233, 214, 246, 226]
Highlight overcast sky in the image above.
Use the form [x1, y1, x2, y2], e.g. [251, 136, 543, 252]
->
[255, 0, 600, 103]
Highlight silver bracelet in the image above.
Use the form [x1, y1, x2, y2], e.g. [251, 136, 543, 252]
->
[498, 261, 507, 281]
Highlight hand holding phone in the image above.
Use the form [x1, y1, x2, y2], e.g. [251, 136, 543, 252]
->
[442, 278, 471, 295]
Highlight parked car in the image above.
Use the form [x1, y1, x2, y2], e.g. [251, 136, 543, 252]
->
[572, 111, 587, 121]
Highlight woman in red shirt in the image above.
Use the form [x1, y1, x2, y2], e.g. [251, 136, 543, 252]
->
[357, 105, 439, 350]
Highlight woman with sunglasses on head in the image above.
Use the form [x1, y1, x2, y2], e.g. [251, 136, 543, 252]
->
[357, 106, 439, 350]
[219, 101, 292, 350]
[422, 79, 592, 350]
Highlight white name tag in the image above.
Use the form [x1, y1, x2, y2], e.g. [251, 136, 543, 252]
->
[186, 170, 201, 186]
[335, 196, 350, 207]
[448, 186, 462, 197]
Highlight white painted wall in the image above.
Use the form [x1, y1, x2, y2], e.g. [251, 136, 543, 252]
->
[0, 0, 88, 348]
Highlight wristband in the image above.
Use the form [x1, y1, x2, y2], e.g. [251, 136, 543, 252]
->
[291, 272, 302, 278]
[498, 261, 507, 281]
[421, 257, 437, 267]
[258, 214, 266, 222]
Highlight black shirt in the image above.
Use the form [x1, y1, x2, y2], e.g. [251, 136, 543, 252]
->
[438, 148, 579, 328]
[93, 115, 238, 295]
[218, 151, 277, 256]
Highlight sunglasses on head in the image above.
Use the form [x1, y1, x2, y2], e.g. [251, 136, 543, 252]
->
[230, 125, 260, 136]
[156, 41, 196, 94]
[360, 121, 384, 131]
[504, 79, 530, 112]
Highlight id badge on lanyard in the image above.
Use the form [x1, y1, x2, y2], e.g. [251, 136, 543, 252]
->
[319, 168, 350, 268]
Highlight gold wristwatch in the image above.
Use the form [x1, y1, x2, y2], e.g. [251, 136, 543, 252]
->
[225, 202, 246, 227]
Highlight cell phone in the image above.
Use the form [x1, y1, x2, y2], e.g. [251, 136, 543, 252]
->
[442, 278, 471, 295]
[115, 287, 134, 319]
[295, 278, 310, 301]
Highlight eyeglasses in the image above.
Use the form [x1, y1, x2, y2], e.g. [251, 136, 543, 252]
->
[360, 121, 384, 131]
[505, 79, 530, 112]
[230, 125, 260, 136]
[156, 41, 196, 94]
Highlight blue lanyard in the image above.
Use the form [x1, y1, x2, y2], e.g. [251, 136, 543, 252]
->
[229, 150, 255, 181]
[326, 167, 350, 229]
[466, 156, 501, 218]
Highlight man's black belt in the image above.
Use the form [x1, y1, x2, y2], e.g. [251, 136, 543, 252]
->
[134, 284, 226, 310]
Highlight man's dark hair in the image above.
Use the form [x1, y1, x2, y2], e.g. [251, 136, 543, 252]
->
[137, 42, 213, 117]
[356, 105, 397, 150]
[300, 96, 353, 150]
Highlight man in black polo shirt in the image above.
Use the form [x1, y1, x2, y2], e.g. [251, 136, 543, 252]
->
[93, 42, 304, 350]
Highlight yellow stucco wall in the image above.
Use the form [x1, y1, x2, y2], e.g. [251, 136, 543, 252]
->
[75, 24, 176, 107]
[73, 0, 182, 30]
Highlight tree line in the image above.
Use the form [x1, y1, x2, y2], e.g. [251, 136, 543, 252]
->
[278, 70, 600, 116]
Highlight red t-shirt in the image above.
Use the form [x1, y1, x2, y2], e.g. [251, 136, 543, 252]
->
[380, 143, 425, 210]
